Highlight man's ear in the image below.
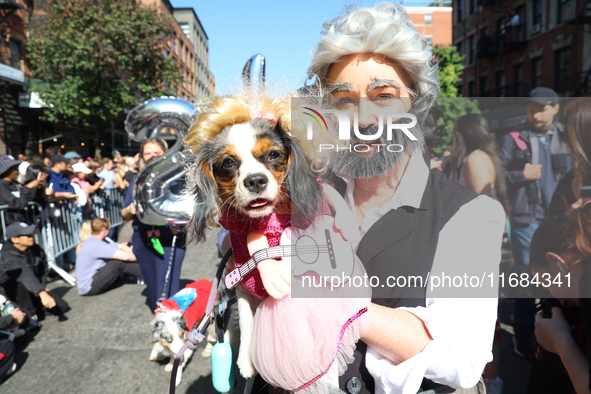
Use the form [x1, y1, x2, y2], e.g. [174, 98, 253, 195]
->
[545, 252, 569, 273]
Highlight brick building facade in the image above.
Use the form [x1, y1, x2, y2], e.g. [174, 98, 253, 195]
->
[455, 0, 591, 98]
[407, 6, 453, 47]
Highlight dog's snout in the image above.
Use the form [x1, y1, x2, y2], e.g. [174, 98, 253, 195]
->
[243, 173, 268, 193]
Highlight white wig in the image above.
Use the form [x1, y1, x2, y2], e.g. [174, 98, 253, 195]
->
[307, 2, 440, 123]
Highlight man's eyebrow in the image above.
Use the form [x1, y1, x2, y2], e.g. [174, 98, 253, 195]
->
[368, 78, 416, 97]
[326, 82, 353, 94]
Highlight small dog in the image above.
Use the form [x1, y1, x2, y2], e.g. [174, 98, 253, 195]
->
[186, 95, 324, 379]
[150, 279, 216, 386]
[150, 308, 193, 387]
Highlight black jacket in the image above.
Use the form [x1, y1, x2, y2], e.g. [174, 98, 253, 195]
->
[0, 241, 47, 296]
[499, 122, 572, 223]
[0, 179, 37, 225]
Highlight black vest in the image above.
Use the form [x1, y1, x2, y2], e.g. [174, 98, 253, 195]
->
[335, 169, 478, 394]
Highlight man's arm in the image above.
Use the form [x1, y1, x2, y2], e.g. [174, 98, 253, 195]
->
[112, 244, 136, 261]
[1, 255, 45, 296]
[364, 196, 505, 389]
[0, 182, 36, 209]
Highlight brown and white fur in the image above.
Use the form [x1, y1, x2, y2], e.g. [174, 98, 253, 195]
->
[185, 96, 324, 379]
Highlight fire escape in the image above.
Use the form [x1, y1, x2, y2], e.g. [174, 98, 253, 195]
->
[571, 0, 591, 96]
[475, 0, 528, 97]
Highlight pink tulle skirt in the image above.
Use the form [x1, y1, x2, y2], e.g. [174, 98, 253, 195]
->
[251, 283, 370, 394]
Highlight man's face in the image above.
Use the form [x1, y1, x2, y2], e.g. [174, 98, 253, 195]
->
[12, 234, 34, 248]
[5, 166, 19, 181]
[325, 53, 414, 178]
[53, 161, 66, 172]
[526, 102, 559, 129]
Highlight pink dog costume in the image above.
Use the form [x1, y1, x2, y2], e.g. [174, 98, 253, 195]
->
[220, 206, 370, 393]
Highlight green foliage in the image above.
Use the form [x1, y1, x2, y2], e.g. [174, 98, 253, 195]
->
[26, 0, 183, 125]
[431, 45, 480, 154]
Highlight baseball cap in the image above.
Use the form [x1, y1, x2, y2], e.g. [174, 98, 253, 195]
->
[72, 162, 92, 174]
[64, 152, 81, 159]
[6, 222, 36, 239]
[51, 154, 68, 165]
[0, 155, 21, 176]
[526, 87, 559, 106]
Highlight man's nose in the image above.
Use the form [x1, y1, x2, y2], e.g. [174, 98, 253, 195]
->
[356, 99, 378, 128]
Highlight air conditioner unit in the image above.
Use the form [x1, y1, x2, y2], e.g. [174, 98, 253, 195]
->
[531, 24, 541, 35]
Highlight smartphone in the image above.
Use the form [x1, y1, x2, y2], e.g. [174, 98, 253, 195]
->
[582, 186, 591, 199]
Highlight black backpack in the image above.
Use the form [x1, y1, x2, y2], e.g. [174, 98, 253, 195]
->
[0, 332, 15, 383]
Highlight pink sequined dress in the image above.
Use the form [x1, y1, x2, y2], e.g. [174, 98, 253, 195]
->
[220, 207, 370, 393]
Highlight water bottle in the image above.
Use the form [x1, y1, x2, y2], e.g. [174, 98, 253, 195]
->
[211, 341, 234, 393]
[0, 296, 14, 316]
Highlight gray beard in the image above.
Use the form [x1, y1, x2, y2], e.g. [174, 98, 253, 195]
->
[328, 125, 408, 179]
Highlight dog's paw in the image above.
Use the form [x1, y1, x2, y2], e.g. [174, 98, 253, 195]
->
[164, 363, 174, 373]
[202, 342, 213, 358]
[237, 350, 257, 378]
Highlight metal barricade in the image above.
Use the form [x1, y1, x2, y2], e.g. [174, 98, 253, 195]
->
[0, 188, 128, 287]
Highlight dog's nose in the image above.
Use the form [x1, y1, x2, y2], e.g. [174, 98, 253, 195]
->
[243, 173, 268, 193]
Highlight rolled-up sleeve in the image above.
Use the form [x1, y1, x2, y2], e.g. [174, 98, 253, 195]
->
[367, 196, 506, 394]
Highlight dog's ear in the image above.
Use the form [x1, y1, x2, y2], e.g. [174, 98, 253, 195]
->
[285, 136, 323, 224]
[172, 314, 188, 332]
[188, 159, 218, 243]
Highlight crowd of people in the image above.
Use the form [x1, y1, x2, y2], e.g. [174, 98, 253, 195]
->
[1, 3, 591, 394]
[0, 147, 148, 381]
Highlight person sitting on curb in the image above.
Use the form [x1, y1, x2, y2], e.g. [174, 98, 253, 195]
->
[0, 222, 69, 323]
[76, 218, 143, 296]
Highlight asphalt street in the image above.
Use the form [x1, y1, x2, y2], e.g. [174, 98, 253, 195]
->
[1, 237, 222, 394]
[0, 237, 533, 394]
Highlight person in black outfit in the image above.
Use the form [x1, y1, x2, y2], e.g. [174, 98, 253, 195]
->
[0, 222, 68, 321]
[0, 155, 46, 225]
[529, 201, 591, 394]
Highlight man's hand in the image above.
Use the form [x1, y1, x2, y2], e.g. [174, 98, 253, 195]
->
[523, 163, 542, 181]
[535, 307, 571, 354]
[10, 308, 26, 326]
[38, 290, 56, 309]
[258, 258, 292, 299]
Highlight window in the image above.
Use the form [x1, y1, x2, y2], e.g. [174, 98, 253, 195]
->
[514, 64, 524, 96]
[425, 37, 433, 47]
[556, 48, 570, 91]
[171, 33, 176, 53]
[456, 0, 464, 23]
[163, 50, 169, 57]
[557, 0, 574, 23]
[468, 35, 475, 65]
[179, 40, 183, 60]
[469, 0, 476, 14]
[533, 0, 543, 27]
[531, 57, 542, 88]
[9, 41, 20, 70]
[479, 76, 488, 96]
[179, 22, 190, 38]
[424, 14, 433, 25]
[468, 80, 476, 97]
[495, 71, 505, 96]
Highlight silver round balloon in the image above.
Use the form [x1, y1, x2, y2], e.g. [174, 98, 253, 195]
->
[242, 54, 265, 93]
[125, 96, 197, 225]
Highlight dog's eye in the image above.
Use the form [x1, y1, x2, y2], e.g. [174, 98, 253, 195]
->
[222, 158, 236, 169]
[267, 150, 281, 161]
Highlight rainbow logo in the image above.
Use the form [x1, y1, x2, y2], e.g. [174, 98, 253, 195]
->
[302, 107, 328, 131]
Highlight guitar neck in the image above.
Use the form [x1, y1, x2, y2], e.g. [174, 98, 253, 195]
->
[237, 245, 294, 278]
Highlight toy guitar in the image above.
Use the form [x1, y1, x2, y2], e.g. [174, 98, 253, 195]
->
[225, 215, 356, 289]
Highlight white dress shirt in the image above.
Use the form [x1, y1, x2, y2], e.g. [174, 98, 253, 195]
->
[338, 150, 506, 394]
